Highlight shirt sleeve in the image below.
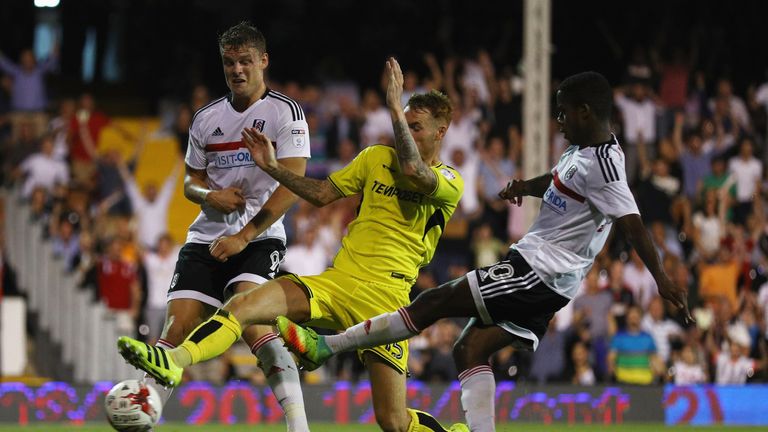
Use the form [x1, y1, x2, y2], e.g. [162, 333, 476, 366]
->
[428, 165, 464, 207]
[587, 147, 640, 220]
[327, 146, 371, 196]
[275, 119, 311, 160]
[185, 123, 207, 169]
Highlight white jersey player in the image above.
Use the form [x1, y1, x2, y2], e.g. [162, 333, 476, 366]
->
[275, 71, 692, 432]
[118, 22, 311, 432]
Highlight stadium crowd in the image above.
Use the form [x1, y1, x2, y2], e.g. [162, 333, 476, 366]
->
[1, 43, 768, 387]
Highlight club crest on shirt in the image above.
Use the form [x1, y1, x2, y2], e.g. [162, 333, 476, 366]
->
[564, 164, 577, 180]
[252, 118, 266, 132]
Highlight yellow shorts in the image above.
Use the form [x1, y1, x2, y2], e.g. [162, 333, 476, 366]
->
[280, 267, 412, 373]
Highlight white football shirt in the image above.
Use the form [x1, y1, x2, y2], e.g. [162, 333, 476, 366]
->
[185, 90, 311, 244]
[514, 135, 640, 299]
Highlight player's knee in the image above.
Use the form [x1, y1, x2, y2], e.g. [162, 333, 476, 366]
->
[223, 292, 247, 315]
[163, 316, 203, 346]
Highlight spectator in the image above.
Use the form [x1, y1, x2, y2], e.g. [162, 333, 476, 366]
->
[672, 113, 712, 202]
[614, 80, 657, 183]
[325, 96, 362, 159]
[691, 189, 727, 261]
[573, 268, 613, 342]
[48, 98, 76, 161]
[118, 156, 181, 250]
[359, 89, 392, 147]
[281, 225, 329, 276]
[50, 217, 80, 271]
[623, 249, 658, 309]
[698, 245, 741, 315]
[173, 103, 192, 155]
[726, 137, 763, 225]
[530, 318, 567, 384]
[634, 158, 680, 227]
[700, 156, 735, 205]
[67, 93, 112, 188]
[671, 344, 708, 385]
[605, 259, 635, 331]
[477, 136, 515, 239]
[471, 223, 507, 268]
[572, 268, 613, 377]
[641, 296, 683, 364]
[709, 78, 751, 132]
[608, 305, 662, 385]
[714, 327, 758, 385]
[15, 134, 69, 199]
[0, 47, 58, 139]
[570, 341, 596, 385]
[419, 320, 461, 383]
[142, 234, 179, 342]
[97, 237, 141, 335]
[2, 118, 38, 185]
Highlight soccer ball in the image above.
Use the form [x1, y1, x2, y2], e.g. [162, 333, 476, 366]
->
[104, 380, 163, 432]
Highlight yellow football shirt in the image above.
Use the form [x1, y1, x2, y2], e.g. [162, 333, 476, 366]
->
[327, 145, 464, 284]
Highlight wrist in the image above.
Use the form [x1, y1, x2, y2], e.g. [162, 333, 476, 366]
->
[202, 189, 213, 204]
[237, 227, 255, 243]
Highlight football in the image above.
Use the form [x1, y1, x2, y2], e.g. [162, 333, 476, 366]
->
[104, 380, 163, 432]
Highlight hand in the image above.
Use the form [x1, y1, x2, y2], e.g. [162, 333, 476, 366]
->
[242, 127, 278, 171]
[206, 187, 245, 214]
[499, 178, 527, 206]
[209, 234, 247, 262]
[385, 57, 404, 111]
[656, 275, 694, 325]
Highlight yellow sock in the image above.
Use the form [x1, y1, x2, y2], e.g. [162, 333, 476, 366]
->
[407, 408, 448, 432]
[178, 310, 243, 365]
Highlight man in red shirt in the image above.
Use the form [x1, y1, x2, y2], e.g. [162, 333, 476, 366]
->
[97, 237, 140, 334]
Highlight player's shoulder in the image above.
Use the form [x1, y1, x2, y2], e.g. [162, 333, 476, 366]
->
[190, 95, 229, 127]
[356, 144, 396, 162]
[583, 137, 625, 185]
[264, 89, 306, 122]
[434, 162, 463, 183]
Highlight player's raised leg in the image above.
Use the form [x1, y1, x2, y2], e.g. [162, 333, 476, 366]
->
[118, 278, 310, 386]
[278, 276, 477, 368]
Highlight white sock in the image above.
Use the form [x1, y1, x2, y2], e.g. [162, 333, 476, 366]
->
[459, 365, 495, 432]
[324, 307, 420, 354]
[252, 333, 309, 432]
[143, 339, 176, 404]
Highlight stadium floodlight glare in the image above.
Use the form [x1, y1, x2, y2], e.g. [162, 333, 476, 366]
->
[34, 0, 60, 7]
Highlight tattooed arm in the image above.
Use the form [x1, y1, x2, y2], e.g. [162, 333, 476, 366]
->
[386, 57, 438, 194]
[241, 128, 342, 208]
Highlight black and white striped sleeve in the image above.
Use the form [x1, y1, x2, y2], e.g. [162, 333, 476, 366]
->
[588, 145, 639, 220]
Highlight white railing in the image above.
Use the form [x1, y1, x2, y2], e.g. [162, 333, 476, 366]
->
[3, 189, 137, 383]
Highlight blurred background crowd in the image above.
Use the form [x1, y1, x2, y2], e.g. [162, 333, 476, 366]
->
[1, 0, 768, 387]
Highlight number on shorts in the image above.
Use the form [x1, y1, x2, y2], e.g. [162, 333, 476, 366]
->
[268, 250, 282, 278]
[385, 342, 404, 360]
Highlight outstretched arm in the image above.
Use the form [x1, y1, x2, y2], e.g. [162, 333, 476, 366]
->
[616, 213, 693, 323]
[498, 173, 553, 206]
[385, 57, 438, 195]
[241, 127, 342, 208]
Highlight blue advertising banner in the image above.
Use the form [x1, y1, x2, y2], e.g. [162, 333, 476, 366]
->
[664, 384, 768, 426]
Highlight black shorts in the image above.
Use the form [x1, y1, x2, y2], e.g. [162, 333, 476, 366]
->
[466, 250, 569, 350]
[167, 239, 286, 307]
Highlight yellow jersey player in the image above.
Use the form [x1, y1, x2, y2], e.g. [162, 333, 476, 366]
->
[118, 58, 468, 432]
